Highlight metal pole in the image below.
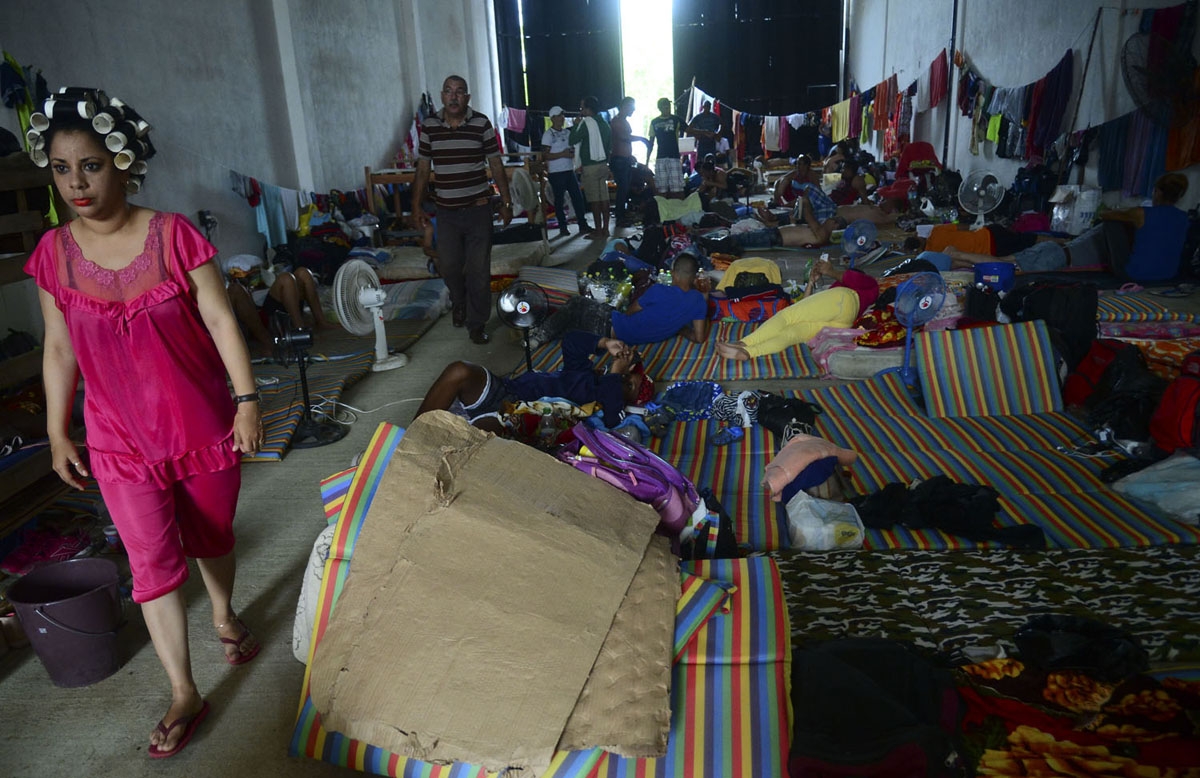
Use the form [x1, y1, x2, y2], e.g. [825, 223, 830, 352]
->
[942, 0, 959, 165]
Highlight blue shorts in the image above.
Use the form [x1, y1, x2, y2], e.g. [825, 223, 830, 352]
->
[1014, 241, 1067, 272]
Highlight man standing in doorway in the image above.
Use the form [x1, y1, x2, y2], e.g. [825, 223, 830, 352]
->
[647, 97, 685, 198]
[570, 95, 612, 239]
[413, 74, 513, 345]
[541, 106, 590, 236]
[687, 100, 721, 164]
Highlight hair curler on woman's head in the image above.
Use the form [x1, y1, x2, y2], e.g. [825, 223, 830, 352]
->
[28, 87, 155, 194]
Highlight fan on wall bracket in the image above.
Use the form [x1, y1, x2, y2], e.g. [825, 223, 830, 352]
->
[331, 259, 409, 372]
[496, 280, 549, 373]
[958, 170, 1005, 229]
[1121, 28, 1200, 127]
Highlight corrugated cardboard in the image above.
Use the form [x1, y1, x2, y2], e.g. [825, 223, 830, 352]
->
[558, 533, 675, 757]
[309, 411, 663, 776]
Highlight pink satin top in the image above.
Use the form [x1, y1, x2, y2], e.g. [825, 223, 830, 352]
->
[26, 212, 239, 486]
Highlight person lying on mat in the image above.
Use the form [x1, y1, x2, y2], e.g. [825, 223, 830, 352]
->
[530, 252, 712, 347]
[224, 260, 330, 348]
[716, 259, 879, 361]
[25, 87, 261, 759]
[414, 330, 654, 432]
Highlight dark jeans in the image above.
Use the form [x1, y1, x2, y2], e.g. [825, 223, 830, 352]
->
[547, 170, 588, 232]
[610, 154, 635, 222]
[435, 203, 494, 330]
[534, 296, 613, 344]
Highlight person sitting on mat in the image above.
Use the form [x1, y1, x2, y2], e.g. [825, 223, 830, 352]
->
[530, 252, 712, 347]
[716, 259, 879, 361]
[414, 330, 653, 432]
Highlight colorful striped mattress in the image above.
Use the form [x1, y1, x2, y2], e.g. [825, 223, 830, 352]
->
[293, 422, 792, 778]
[514, 320, 819, 381]
[795, 372, 1200, 549]
[649, 422, 787, 552]
[1096, 292, 1197, 323]
[245, 350, 374, 462]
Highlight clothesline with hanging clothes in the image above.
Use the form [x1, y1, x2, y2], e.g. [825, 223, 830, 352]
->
[229, 170, 381, 251]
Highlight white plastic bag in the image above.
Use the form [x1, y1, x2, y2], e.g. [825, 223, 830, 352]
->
[1111, 452, 1200, 525]
[785, 491, 865, 550]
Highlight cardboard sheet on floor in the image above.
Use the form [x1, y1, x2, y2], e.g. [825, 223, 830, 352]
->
[558, 534, 675, 757]
[308, 411, 662, 776]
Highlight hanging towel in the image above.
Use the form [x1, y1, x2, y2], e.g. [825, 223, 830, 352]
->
[580, 116, 607, 162]
[848, 94, 861, 139]
[504, 107, 526, 132]
[280, 188, 301, 231]
[763, 115, 782, 151]
[256, 182, 289, 250]
[929, 49, 949, 109]
[916, 67, 931, 113]
[786, 113, 804, 130]
[986, 113, 1002, 144]
[831, 99, 851, 142]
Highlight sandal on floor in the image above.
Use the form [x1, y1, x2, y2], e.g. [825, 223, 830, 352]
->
[217, 617, 261, 666]
[1116, 282, 1144, 295]
[148, 700, 210, 759]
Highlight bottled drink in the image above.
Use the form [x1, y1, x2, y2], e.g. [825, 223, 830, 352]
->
[537, 409, 557, 446]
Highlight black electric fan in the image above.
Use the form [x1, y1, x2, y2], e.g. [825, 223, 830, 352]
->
[496, 281, 550, 373]
[275, 328, 349, 448]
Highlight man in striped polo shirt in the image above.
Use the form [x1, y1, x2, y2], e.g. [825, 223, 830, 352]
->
[413, 75, 513, 345]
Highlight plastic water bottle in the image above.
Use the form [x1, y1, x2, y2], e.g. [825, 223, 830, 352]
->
[537, 409, 557, 447]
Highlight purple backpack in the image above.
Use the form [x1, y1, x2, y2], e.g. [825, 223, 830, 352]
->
[557, 424, 701, 537]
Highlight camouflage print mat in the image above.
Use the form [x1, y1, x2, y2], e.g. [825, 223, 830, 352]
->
[772, 545, 1200, 664]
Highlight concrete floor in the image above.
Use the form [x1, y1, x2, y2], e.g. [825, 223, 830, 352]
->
[0, 230, 616, 777]
[2, 219, 1198, 776]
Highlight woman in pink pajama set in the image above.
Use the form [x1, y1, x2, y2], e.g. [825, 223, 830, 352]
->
[25, 88, 261, 758]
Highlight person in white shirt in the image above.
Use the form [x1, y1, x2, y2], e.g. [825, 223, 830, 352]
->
[540, 106, 591, 236]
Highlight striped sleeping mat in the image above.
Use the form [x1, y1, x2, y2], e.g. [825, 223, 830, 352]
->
[514, 320, 819, 381]
[795, 372, 1200, 549]
[1097, 292, 1197, 323]
[650, 422, 788, 552]
[245, 350, 374, 462]
[293, 423, 792, 778]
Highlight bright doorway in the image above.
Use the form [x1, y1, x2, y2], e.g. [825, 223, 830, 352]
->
[620, 0, 674, 165]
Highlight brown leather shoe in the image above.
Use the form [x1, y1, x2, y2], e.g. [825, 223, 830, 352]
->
[469, 328, 490, 345]
[451, 306, 465, 328]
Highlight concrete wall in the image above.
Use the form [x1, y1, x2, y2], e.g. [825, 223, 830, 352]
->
[0, 0, 498, 336]
[0, 0, 499, 258]
[846, 0, 1200, 209]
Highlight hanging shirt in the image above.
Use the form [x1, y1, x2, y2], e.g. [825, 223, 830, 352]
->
[929, 49, 949, 109]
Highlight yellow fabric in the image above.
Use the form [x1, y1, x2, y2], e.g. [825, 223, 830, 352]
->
[717, 257, 783, 291]
[987, 114, 1002, 144]
[654, 191, 703, 222]
[741, 287, 859, 357]
[830, 99, 851, 143]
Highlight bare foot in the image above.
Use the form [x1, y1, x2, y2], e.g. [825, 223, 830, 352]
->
[716, 341, 751, 361]
[150, 692, 204, 754]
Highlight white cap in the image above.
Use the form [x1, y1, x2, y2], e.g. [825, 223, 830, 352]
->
[548, 105, 564, 117]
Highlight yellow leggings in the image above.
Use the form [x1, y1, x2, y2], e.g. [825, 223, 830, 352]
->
[741, 287, 860, 358]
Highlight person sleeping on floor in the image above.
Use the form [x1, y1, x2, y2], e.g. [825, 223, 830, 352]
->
[916, 172, 1189, 284]
[414, 330, 654, 434]
[716, 259, 880, 361]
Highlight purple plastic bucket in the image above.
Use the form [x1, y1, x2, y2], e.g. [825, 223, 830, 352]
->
[8, 557, 123, 687]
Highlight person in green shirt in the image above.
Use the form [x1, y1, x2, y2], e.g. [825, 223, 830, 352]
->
[570, 95, 612, 238]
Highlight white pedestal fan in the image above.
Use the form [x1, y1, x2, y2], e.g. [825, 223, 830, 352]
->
[332, 259, 409, 371]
